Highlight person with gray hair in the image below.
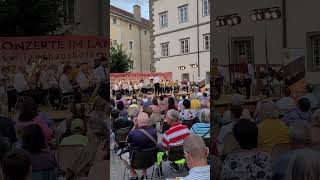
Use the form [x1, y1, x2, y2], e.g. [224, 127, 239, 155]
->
[285, 148, 320, 180]
[272, 121, 312, 180]
[257, 100, 289, 152]
[178, 134, 209, 180]
[190, 109, 210, 139]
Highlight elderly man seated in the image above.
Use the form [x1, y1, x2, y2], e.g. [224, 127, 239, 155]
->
[120, 112, 157, 180]
[177, 134, 210, 180]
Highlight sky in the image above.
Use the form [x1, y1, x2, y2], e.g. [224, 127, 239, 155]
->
[110, 0, 150, 20]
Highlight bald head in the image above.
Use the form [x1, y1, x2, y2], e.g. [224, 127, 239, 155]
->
[183, 134, 208, 161]
[137, 112, 150, 127]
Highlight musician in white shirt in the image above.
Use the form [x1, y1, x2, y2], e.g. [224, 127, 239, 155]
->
[59, 65, 74, 94]
[76, 62, 91, 91]
[153, 75, 160, 95]
[94, 57, 107, 84]
[14, 66, 29, 93]
[112, 82, 120, 96]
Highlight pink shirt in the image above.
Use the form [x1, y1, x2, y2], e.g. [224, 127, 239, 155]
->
[15, 116, 53, 144]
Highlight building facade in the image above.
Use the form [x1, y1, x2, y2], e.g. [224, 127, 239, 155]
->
[59, 0, 107, 36]
[150, 0, 210, 84]
[110, 5, 152, 72]
[212, 0, 320, 86]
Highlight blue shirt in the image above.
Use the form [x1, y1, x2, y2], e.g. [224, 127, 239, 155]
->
[179, 165, 210, 180]
[190, 123, 210, 138]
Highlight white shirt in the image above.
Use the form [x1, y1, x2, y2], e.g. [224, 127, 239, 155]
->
[245, 64, 254, 79]
[59, 74, 73, 93]
[134, 84, 139, 90]
[14, 72, 29, 93]
[128, 85, 133, 91]
[76, 71, 90, 90]
[47, 70, 59, 88]
[40, 71, 49, 89]
[154, 76, 160, 84]
[94, 66, 107, 83]
[113, 84, 119, 91]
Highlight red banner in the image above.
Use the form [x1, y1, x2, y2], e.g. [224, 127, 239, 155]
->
[0, 36, 109, 67]
[111, 72, 172, 83]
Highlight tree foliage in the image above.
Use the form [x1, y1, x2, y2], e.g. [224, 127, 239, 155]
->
[110, 43, 133, 73]
[0, 0, 63, 36]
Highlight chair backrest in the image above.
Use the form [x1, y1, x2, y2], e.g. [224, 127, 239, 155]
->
[115, 126, 131, 143]
[131, 147, 157, 170]
[168, 145, 185, 162]
[56, 145, 84, 173]
[31, 169, 57, 180]
[88, 160, 109, 180]
[222, 133, 240, 158]
[182, 120, 194, 129]
[271, 143, 290, 162]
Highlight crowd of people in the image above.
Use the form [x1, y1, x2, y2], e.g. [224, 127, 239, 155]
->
[0, 85, 109, 180]
[111, 87, 211, 180]
[212, 85, 320, 180]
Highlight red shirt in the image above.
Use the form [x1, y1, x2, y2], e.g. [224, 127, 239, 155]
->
[162, 122, 190, 148]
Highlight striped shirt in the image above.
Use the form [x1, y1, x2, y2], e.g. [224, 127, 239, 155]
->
[162, 123, 190, 148]
[179, 165, 210, 180]
[190, 123, 210, 139]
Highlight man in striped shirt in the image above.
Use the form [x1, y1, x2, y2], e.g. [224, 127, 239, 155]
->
[161, 109, 190, 172]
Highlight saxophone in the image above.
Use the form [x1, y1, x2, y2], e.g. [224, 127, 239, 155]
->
[86, 83, 100, 112]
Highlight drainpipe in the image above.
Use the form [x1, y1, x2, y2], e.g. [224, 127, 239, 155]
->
[196, 0, 200, 81]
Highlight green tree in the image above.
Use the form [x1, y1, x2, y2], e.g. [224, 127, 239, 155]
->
[110, 43, 133, 73]
[0, 0, 64, 36]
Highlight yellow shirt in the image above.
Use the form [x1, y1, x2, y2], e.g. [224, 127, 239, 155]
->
[258, 118, 289, 153]
[190, 99, 201, 109]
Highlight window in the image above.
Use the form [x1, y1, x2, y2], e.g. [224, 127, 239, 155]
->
[179, 5, 188, 23]
[202, 0, 209, 16]
[182, 73, 190, 81]
[308, 34, 320, 71]
[129, 41, 134, 50]
[231, 37, 254, 64]
[159, 12, 168, 28]
[112, 18, 117, 24]
[180, 38, 190, 54]
[64, 0, 75, 24]
[145, 30, 147, 35]
[203, 34, 210, 51]
[161, 42, 169, 57]
[129, 24, 132, 30]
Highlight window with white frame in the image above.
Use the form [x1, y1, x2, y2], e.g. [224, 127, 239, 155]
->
[161, 42, 169, 57]
[203, 34, 210, 51]
[202, 0, 209, 16]
[180, 38, 190, 54]
[129, 24, 132, 30]
[159, 12, 168, 28]
[129, 41, 133, 50]
[112, 18, 117, 24]
[179, 5, 188, 23]
[311, 36, 320, 69]
[182, 73, 190, 81]
[64, 0, 76, 24]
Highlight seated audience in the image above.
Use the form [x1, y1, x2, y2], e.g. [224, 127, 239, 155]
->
[178, 134, 210, 180]
[190, 109, 210, 139]
[22, 124, 56, 172]
[121, 112, 157, 180]
[179, 99, 196, 127]
[310, 109, 320, 148]
[282, 98, 312, 126]
[117, 101, 128, 118]
[301, 84, 319, 111]
[2, 150, 32, 180]
[221, 119, 272, 179]
[14, 97, 53, 146]
[272, 121, 311, 180]
[111, 109, 133, 133]
[222, 96, 250, 125]
[60, 118, 89, 146]
[150, 98, 161, 113]
[257, 100, 289, 152]
[161, 109, 190, 172]
[66, 116, 108, 178]
[285, 148, 320, 180]
[276, 88, 296, 117]
[0, 108, 17, 145]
